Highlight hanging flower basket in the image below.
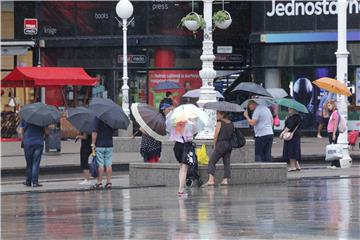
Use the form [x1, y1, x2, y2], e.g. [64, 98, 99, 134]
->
[178, 12, 206, 32]
[213, 10, 232, 29]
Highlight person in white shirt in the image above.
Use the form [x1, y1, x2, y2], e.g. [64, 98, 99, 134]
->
[244, 100, 274, 162]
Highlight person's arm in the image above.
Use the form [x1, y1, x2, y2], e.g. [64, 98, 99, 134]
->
[244, 110, 257, 127]
[91, 132, 97, 150]
[213, 121, 221, 146]
[333, 112, 339, 140]
[75, 132, 87, 142]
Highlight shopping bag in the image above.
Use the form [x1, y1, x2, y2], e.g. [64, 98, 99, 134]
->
[90, 150, 98, 178]
[325, 144, 343, 161]
[182, 142, 197, 166]
[196, 144, 209, 166]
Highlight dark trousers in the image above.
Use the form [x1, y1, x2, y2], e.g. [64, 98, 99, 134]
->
[208, 141, 232, 178]
[255, 135, 273, 162]
[24, 144, 44, 185]
[329, 132, 340, 167]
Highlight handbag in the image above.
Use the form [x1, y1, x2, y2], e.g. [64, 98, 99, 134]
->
[90, 150, 98, 178]
[231, 128, 246, 148]
[283, 124, 300, 141]
[181, 139, 197, 166]
[325, 144, 343, 161]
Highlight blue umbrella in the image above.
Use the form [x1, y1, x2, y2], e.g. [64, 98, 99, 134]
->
[66, 107, 95, 134]
[154, 81, 180, 91]
[20, 102, 60, 127]
[89, 98, 130, 129]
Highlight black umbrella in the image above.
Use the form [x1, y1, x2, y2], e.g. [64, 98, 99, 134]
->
[231, 82, 272, 97]
[154, 81, 180, 91]
[203, 101, 244, 112]
[131, 103, 167, 141]
[66, 107, 95, 134]
[19, 102, 61, 127]
[89, 98, 130, 130]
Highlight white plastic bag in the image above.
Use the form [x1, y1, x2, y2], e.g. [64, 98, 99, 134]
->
[325, 144, 343, 161]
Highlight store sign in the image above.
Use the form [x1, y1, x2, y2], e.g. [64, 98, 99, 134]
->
[217, 46, 233, 54]
[356, 68, 360, 106]
[117, 55, 147, 64]
[215, 54, 244, 64]
[24, 18, 38, 35]
[266, 0, 360, 17]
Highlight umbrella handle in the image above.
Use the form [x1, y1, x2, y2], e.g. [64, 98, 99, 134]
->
[132, 130, 140, 139]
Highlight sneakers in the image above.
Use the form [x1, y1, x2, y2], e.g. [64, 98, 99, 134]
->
[79, 179, 92, 186]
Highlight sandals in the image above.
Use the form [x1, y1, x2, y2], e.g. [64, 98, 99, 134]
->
[177, 192, 188, 198]
[201, 183, 215, 188]
[90, 183, 103, 190]
[105, 183, 112, 190]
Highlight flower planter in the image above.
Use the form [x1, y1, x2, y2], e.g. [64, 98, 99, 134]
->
[184, 20, 200, 31]
[215, 18, 232, 29]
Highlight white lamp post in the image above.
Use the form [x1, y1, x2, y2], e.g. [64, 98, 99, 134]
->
[336, 0, 352, 168]
[116, 0, 133, 116]
[196, 0, 218, 139]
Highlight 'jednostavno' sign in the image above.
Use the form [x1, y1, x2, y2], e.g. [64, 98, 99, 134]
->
[267, 0, 360, 17]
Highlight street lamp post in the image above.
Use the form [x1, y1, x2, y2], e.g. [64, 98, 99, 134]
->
[116, 0, 133, 116]
[196, 0, 217, 139]
[336, 0, 352, 168]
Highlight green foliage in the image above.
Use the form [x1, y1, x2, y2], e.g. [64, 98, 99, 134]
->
[178, 13, 206, 30]
[213, 10, 231, 24]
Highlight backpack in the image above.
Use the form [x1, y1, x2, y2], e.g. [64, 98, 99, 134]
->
[231, 128, 246, 148]
[337, 112, 346, 133]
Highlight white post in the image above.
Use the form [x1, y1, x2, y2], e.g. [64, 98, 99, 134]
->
[336, 0, 352, 168]
[122, 18, 130, 116]
[197, 0, 217, 139]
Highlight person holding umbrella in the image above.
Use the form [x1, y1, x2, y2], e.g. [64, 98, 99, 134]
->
[67, 107, 95, 186]
[89, 98, 130, 190]
[244, 100, 274, 162]
[202, 101, 242, 186]
[167, 104, 209, 197]
[17, 102, 61, 187]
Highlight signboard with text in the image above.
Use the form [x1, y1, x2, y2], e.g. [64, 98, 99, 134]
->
[148, 70, 202, 109]
[24, 18, 38, 35]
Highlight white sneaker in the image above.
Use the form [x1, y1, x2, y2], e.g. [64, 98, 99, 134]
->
[79, 180, 91, 186]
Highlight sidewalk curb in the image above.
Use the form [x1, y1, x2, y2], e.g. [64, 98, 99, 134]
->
[1, 185, 166, 196]
[1, 163, 130, 177]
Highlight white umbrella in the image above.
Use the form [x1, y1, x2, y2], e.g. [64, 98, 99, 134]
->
[266, 88, 288, 98]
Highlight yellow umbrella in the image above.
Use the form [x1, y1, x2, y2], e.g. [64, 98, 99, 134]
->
[313, 77, 352, 96]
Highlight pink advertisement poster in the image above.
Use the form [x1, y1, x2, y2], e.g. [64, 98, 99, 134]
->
[148, 70, 202, 108]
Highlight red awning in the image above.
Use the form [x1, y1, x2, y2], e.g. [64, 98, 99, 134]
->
[1, 67, 98, 88]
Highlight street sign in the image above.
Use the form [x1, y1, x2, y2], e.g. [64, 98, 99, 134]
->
[117, 55, 147, 64]
[24, 18, 38, 35]
[217, 46, 233, 54]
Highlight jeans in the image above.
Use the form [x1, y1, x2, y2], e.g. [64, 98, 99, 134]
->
[24, 144, 44, 185]
[255, 134, 273, 162]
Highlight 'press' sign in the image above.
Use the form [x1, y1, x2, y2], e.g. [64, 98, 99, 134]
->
[24, 18, 38, 35]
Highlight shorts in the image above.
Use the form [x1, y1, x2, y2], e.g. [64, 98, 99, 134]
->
[96, 147, 113, 167]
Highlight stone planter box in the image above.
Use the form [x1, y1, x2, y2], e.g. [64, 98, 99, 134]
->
[129, 162, 287, 187]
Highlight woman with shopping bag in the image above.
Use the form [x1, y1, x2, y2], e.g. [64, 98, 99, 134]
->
[326, 100, 341, 168]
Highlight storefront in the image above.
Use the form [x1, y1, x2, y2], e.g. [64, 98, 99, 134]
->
[13, 1, 251, 109]
[250, 0, 360, 130]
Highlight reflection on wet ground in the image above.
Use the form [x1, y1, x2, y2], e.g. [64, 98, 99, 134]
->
[2, 178, 360, 239]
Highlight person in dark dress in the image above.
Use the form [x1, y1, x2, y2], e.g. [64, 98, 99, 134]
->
[280, 108, 302, 171]
[76, 133, 92, 185]
[204, 111, 234, 186]
[139, 128, 161, 163]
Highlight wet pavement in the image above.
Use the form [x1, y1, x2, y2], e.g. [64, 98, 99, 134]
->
[2, 177, 360, 239]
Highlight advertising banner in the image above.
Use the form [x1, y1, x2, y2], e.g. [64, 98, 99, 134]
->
[148, 70, 202, 109]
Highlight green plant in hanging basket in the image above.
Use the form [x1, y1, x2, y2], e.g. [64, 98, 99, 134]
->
[213, 10, 231, 24]
[213, 10, 232, 29]
[178, 12, 206, 31]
